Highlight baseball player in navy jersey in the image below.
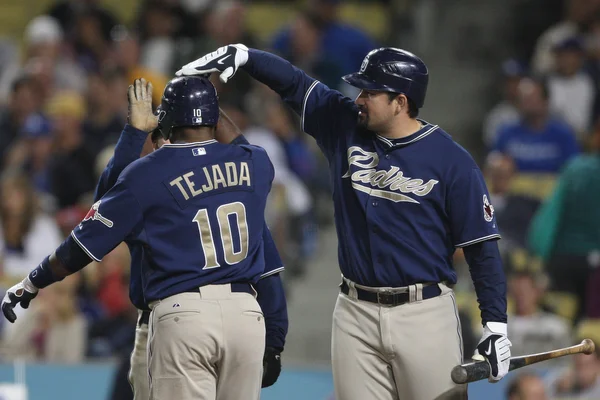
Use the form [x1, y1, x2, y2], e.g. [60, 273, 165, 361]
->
[1, 76, 287, 400]
[177, 45, 511, 399]
[90, 78, 287, 399]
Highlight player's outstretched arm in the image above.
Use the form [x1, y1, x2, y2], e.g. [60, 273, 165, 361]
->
[94, 78, 157, 200]
[178, 45, 354, 153]
[2, 235, 93, 323]
[177, 45, 352, 120]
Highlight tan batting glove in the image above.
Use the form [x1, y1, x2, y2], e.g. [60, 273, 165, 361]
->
[128, 78, 158, 133]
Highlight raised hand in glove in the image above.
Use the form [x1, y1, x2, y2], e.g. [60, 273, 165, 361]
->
[262, 347, 282, 388]
[2, 276, 38, 323]
[473, 322, 512, 382]
[128, 78, 158, 133]
[176, 44, 249, 83]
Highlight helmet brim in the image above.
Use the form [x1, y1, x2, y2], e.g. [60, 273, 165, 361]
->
[342, 72, 395, 92]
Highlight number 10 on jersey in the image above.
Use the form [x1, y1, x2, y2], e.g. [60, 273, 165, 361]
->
[193, 202, 249, 269]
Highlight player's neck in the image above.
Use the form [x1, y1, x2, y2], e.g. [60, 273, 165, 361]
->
[171, 127, 216, 144]
[379, 118, 423, 140]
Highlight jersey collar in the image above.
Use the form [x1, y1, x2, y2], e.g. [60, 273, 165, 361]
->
[162, 139, 218, 148]
[376, 119, 438, 149]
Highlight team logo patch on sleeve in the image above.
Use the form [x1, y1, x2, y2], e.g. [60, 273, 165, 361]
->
[81, 200, 114, 228]
[483, 194, 494, 222]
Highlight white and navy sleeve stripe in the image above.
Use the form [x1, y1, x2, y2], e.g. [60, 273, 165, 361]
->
[70, 231, 102, 262]
[455, 233, 501, 248]
[301, 80, 319, 133]
[260, 266, 285, 279]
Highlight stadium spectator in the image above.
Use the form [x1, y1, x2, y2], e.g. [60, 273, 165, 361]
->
[507, 270, 572, 363]
[546, 347, 600, 398]
[493, 77, 579, 173]
[531, 0, 600, 75]
[0, 15, 86, 104]
[484, 152, 540, 253]
[483, 59, 527, 149]
[506, 373, 548, 400]
[45, 91, 97, 209]
[547, 37, 595, 140]
[529, 117, 600, 320]
[0, 77, 41, 165]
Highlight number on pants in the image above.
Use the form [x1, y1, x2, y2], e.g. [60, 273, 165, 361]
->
[192, 202, 249, 269]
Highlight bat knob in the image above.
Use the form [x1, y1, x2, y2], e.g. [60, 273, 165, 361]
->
[451, 365, 468, 385]
[582, 338, 596, 355]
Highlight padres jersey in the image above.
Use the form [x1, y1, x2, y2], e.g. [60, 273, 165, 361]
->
[284, 75, 500, 287]
[73, 140, 274, 302]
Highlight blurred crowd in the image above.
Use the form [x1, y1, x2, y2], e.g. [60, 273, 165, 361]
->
[460, 0, 600, 398]
[1, 0, 600, 399]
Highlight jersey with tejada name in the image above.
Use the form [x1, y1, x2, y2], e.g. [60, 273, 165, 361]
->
[72, 140, 274, 302]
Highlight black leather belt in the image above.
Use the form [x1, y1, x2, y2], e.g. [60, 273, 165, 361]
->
[139, 310, 150, 326]
[340, 280, 441, 306]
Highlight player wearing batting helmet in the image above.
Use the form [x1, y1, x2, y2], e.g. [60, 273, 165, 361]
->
[177, 45, 510, 399]
[2, 76, 288, 399]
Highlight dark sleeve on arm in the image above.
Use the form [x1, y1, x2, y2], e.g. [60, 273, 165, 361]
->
[243, 49, 356, 155]
[55, 234, 94, 273]
[243, 49, 318, 115]
[94, 125, 148, 200]
[462, 240, 507, 325]
[255, 273, 288, 352]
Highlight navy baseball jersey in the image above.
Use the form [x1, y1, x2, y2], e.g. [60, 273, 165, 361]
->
[93, 125, 283, 310]
[244, 50, 501, 287]
[74, 139, 274, 303]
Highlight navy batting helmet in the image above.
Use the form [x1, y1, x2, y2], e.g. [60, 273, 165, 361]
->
[156, 76, 219, 140]
[342, 47, 428, 108]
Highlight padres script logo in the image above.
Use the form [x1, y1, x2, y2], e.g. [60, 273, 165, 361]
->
[342, 146, 439, 204]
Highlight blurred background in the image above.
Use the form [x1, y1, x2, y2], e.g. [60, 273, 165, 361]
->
[0, 0, 598, 399]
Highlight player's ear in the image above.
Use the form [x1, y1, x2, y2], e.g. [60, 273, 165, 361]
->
[394, 94, 406, 116]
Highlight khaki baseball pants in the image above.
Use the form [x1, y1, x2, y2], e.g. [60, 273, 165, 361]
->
[129, 310, 150, 400]
[147, 284, 266, 400]
[332, 279, 467, 400]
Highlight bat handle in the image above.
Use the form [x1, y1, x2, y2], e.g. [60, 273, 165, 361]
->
[451, 361, 490, 384]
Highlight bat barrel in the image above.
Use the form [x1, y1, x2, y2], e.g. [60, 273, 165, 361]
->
[582, 338, 596, 355]
[451, 361, 490, 384]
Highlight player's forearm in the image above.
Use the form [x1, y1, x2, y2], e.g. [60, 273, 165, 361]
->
[255, 273, 288, 351]
[28, 235, 94, 289]
[463, 240, 508, 325]
[94, 125, 148, 200]
[243, 49, 316, 115]
[215, 108, 243, 144]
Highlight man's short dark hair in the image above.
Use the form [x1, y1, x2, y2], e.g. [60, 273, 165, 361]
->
[387, 92, 419, 118]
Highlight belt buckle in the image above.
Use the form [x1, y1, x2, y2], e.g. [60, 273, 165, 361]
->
[377, 290, 395, 307]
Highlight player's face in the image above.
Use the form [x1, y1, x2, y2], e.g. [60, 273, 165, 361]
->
[355, 89, 397, 132]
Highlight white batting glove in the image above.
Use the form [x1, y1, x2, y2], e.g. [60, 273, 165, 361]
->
[2, 276, 39, 323]
[473, 322, 511, 383]
[176, 44, 249, 83]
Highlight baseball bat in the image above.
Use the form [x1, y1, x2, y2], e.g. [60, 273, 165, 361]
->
[451, 338, 595, 384]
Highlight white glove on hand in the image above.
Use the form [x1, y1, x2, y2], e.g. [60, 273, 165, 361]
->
[2, 276, 39, 323]
[176, 44, 249, 83]
[473, 322, 511, 382]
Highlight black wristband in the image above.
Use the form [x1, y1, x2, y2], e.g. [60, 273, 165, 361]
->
[28, 256, 60, 289]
